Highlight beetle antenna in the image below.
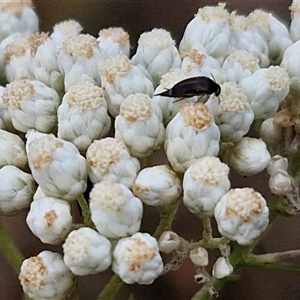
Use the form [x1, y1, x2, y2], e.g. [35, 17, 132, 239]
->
[211, 73, 216, 83]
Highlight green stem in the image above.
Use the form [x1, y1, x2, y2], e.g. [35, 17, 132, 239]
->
[198, 214, 212, 241]
[153, 201, 180, 239]
[76, 194, 95, 228]
[0, 220, 24, 274]
[97, 275, 123, 300]
[246, 250, 300, 272]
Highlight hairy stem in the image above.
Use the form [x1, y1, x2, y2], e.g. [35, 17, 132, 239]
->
[153, 201, 180, 239]
[76, 194, 95, 228]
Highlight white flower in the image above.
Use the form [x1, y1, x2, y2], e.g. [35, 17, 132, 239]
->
[164, 102, 220, 173]
[223, 137, 271, 176]
[246, 9, 292, 64]
[26, 197, 72, 245]
[280, 40, 300, 94]
[206, 82, 254, 142]
[181, 49, 222, 80]
[190, 247, 209, 267]
[0, 0, 38, 42]
[183, 157, 230, 216]
[0, 85, 14, 131]
[3, 33, 34, 82]
[2, 77, 60, 133]
[19, 250, 74, 300]
[153, 68, 198, 125]
[30, 32, 64, 94]
[132, 165, 182, 206]
[26, 131, 87, 201]
[112, 232, 163, 284]
[63, 227, 112, 276]
[57, 33, 106, 90]
[86, 137, 140, 188]
[289, 1, 300, 42]
[0, 165, 36, 215]
[57, 82, 111, 153]
[259, 117, 283, 145]
[0, 129, 27, 169]
[222, 50, 260, 83]
[267, 155, 289, 177]
[132, 28, 181, 85]
[229, 13, 269, 67]
[269, 172, 293, 195]
[158, 231, 180, 254]
[214, 188, 269, 245]
[179, 3, 231, 63]
[99, 54, 154, 117]
[115, 93, 165, 158]
[50, 19, 83, 47]
[89, 180, 143, 239]
[98, 27, 130, 57]
[267, 155, 292, 195]
[240, 66, 290, 119]
[212, 257, 233, 279]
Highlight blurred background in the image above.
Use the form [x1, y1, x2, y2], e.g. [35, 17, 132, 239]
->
[2, 0, 300, 299]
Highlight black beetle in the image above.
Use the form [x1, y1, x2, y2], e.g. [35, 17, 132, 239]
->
[155, 76, 221, 101]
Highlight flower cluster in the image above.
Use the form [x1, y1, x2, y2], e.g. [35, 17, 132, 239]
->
[2, 1, 300, 299]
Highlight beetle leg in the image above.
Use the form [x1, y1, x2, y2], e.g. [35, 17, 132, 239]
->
[172, 97, 185, 103]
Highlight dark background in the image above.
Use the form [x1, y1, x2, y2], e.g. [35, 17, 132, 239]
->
[2, 1, 300, 300]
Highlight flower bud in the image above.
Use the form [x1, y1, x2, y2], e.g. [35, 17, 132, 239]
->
[259, 117, 283, 144]
[89, 180, 143, 239]
[50, 19, 83, 47]
[230, 13, 269, 67]
[183, 157, 230, 216]
[189, 247, 209, 267]
[63, 227, 112, 276]
[0, 129, 27, 169]
[2, 77, 60, 133]
[98, 27, 130, 57]
[269, 172, 292, 195]
[247, 9, 292, 65]
[57, 33, 106, 90]
[0, 0, 38, 42]
[112, 232, 163, 284]
[206, 82, 254, 142]
[158, 231, 180, 254]
[115, 93, 164, 158]
[0, 165, 36, 215]
[165, 102, 220, 173]
[0, 85, 14, 131]
[100, 54, 154, 117]
[26, 197, 72, 245]
[132, 28, 181, 85]
[289, 0, 300, 42]
[212, 257, 233, 279]
[224, 137, 271, 176]
[179, 3, 231, 63]
[26, 131, 87, 201]
[240, 66, 290, 119]
[281, 39, 300, 92]
[132, 165, 182, 206]
[19, 251, 74, 300]
[214, 188, 269, 245]
[222, 49, 260, 83]
[86, 137, 140, 188]
[57, 82, 111, 153]
[181, 49, 222, 80]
